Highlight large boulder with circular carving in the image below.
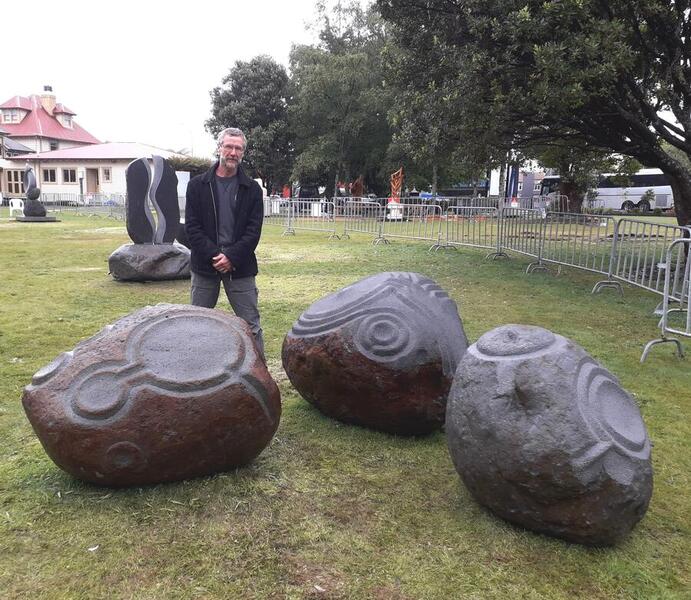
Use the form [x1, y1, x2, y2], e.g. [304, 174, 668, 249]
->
[282, 272, 468, 435]
[22, 304, 280, 486]
[446, 324, 653, 546]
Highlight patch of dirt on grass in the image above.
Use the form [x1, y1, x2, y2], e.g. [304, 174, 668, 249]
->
[281, 553, 347, 599]
[371, 585, 414, 600]
[322, 492, 377, 533]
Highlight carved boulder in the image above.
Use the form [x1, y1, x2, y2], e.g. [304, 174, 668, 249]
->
[446, 324, 653, 545]
[22, 304, 280, 486]
[282, 272, 468, 435]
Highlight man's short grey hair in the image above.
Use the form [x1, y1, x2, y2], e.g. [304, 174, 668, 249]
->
[216, 127, 247, 149]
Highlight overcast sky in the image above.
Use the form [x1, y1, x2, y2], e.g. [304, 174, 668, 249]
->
[2, 0, 339, 157]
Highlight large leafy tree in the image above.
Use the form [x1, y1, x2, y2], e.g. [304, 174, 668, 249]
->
[377, 0, 691, 224]
[206, 55, 292, 193]
[289, 1, 393, 195]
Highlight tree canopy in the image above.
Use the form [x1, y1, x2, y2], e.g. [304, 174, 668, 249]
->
[206, 55, 292, 194]
[377, 0, 691, 222]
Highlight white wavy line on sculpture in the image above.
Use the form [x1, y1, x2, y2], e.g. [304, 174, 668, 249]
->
[149, 155, 166, 244]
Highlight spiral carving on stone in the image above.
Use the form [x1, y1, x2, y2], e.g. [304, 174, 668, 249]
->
[289, 272, 465, 375]
[354, 311, 413, 363]
[573, 359, 650, 485]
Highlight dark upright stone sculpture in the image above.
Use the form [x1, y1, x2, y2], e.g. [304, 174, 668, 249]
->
[22, 304, 281, 486]
[150, 155, 180, 244]
[111, 156, 189, 281]
[446, 324, 653, 546]
[125, 158, 156, 244]
[282, 272, 468, 435]
[20, 165, 49, 218]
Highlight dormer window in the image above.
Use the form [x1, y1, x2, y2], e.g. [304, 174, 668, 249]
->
[58, 114, 73, 128]
[2, 109, 23, 123]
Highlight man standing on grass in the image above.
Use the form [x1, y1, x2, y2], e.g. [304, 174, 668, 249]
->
[185, 127, 265, 358]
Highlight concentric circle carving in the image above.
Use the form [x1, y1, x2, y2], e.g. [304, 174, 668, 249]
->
[354, 312, 413, 361]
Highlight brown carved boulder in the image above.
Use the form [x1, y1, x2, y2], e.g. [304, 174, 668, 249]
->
[22, 304, 280, 486]
[282, 272, 468, 435]
[446, 324, 653, 546]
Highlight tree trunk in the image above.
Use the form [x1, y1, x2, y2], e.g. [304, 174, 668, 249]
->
[432, 164, 438, 195]
[560, 181, 583, 213]
[333, 170, 340, 200]
[667, 173, 691, 227]
[498, 161, 507, 200]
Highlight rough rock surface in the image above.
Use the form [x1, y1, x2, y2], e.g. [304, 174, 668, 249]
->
[22, 304, 281, 486]
[282, 272, 468, 435]
[109, 243, 190, 281]
[24, 196, 47, 217]
[446, 324, 653, 545]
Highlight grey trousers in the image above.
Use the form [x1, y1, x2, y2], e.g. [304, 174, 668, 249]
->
[191, 271, 265, 358]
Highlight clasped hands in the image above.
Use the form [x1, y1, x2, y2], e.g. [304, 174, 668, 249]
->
[212, 253, 232, 274]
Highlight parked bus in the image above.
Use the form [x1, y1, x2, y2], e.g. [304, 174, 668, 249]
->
[540, 168, 674, 212]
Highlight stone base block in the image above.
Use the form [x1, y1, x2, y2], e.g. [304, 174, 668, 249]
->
[109, 243, 190, 281]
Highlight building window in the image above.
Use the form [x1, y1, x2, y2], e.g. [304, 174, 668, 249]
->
[2, 109, 22, 123]
[533, 182, 542, 192]
[62, 168, 77, 184]
[43, 169, 57, 183]
[49, 140, 59, 151]
[6, 170, 24, 194]
[63, 115, 73, 128]
[102, 167, 112, 183]
[517, 182, 523, 192]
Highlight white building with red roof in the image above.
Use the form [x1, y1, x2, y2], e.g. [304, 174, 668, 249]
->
[0, 86, 100, 153]
[1, 88, 189, 200]
[13, 142, 185, 197]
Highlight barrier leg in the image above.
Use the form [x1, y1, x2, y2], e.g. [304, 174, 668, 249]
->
[592, 279, 624, 296]
[526, 261, 549, 274]
[640, 337, 684, 362]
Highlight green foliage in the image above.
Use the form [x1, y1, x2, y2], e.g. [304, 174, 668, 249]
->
[288, 2, 392, 195]
[377, 0, 691, 223]
[534, 140, 639, 212]
[166, 154, 214, 179]
[206, 55, 292, 193]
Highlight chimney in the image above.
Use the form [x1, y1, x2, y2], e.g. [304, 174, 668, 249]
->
[40, 85, 56, 114]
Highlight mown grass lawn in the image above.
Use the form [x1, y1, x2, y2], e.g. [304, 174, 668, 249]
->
[0, 211, 689, 599]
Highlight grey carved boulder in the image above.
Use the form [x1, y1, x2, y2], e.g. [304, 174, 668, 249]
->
[22, 304, 281, 486]
[108, 243, 191, 281]
[282, 272, 468, 435]
[446, 324, 653, 546]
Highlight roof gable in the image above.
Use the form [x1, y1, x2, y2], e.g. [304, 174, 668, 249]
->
[0, 95, 100, 144]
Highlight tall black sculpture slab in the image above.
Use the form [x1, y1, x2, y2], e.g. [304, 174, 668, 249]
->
[150, 155, 180, 243]
[110, 156, 189, 281]
[125, 158, 156, 244]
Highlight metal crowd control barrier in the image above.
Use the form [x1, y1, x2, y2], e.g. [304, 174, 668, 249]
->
[39, 192, 126, 219]
[341, 200, 385, 242]
[282, 199, 338, 238]
[263, 197, 291, 229]
[444, 206, 500, 252]
[380, 202, 444, 249]
[641, 238, 690, 361]
[494, 207, 546, 270]
[448, 197, 499, 208]
[593, 219, 691, 297]
[533, 212, 616, 276]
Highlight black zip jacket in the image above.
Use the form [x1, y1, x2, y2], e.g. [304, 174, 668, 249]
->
[185, 162, 264, 278]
